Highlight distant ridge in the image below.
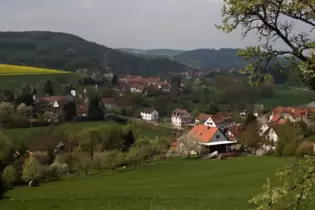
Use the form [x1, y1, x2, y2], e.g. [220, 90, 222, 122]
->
[0, 31, 188, 75]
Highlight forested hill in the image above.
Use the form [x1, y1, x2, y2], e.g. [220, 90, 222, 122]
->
[174, 48, 244, 68]
[0, 31, 188, 75]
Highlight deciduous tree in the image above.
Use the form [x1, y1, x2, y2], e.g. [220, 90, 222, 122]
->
[217, 0, 315, 89]
[22, 156, 43, 182]
[3, 165, 17, 189]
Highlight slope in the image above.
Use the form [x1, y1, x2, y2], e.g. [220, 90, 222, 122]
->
[0, 31, 187, 75]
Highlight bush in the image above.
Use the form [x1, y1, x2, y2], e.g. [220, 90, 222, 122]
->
[22, 156, 44, 182]
[100, 150, 125, 172]
[296, 141, 314, 157]
[3, 165, 17, 189]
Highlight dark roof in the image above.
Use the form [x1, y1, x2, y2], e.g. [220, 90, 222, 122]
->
[37, 96, 69, 105]
[142, 108, 156, 114]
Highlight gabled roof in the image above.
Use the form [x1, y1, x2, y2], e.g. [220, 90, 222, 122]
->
[172, 109, 191, 117]
[188, 124, 219, 143]
[208, 112, 234, 124]
[141, 108, 156, 114]
[197, 113, 212, 122]
[37, 96, 69, 104]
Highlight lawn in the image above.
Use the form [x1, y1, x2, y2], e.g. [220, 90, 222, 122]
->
[259, 86, 315, 108]
[0, 157, 290, 210]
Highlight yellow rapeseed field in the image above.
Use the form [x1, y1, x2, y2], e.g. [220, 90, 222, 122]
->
[0, 64, 69, 75]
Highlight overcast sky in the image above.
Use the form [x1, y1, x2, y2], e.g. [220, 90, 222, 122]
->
[0, 0, 292, 50]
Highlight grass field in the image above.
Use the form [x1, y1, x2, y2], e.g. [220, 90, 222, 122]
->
[3, 120, 173, 146]
[259, 86, 315, 108]
[0, 157, 290, 210]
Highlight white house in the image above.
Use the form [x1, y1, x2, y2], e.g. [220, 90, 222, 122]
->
[171, 109, 193, 127]
[140, 108, 159, 121]
[259, 123, 279, 151]
[204, 112, 236, 131]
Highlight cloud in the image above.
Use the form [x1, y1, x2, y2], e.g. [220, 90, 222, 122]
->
[0, 0, 297, 50]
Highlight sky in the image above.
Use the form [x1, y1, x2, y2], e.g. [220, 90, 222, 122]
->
[0, 0, 294, 50]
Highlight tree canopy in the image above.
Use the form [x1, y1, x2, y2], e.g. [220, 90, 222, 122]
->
[217, 0, 315, 89]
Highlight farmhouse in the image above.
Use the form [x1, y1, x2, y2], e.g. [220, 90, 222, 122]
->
[187, 124, 237, 153]
[36, 96, 69, 113]
[259, 123, 280, 151]
[269, 106, 308, 123]
[171, 109, 193, 127]
[101, 98, 118, 110]
[204, 112, 236, 131]
[140, 108, 159, 121]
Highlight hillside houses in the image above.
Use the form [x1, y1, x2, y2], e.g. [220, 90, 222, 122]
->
[171, 109, 193, 128]
[173, 124, 237, 154]
[140, 108, 159, 121]
[203, 112, 236, 131]
[268, 106, 308, 123]
[119, 75, 170, 94]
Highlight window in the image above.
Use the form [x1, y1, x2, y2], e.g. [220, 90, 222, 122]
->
[216, 135, 220, 139]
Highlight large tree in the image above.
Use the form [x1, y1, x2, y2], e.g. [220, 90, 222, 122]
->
[217, 0, 315, 89]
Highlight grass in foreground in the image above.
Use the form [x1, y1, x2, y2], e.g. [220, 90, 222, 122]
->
[0, 157, 290, 210]
[259, 86, 315, 108]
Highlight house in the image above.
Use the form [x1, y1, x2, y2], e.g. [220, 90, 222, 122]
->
[186, 124, 237, 153]
[226, 126, 242, 141]
[36, 96, 69, 113]
[204, 112, 236, 131]
[259, 123, 280, 151]
[269, 106, 308, 123]
[130, 84, 146, 93]
[76, 105, 88, 116]
[140, 108, 159, 121]
[195, 113, 212, 124]
[171, 109, 193, 127]
[101, 98, 118, 110]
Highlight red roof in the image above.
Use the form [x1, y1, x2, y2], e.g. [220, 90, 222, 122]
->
[188, 125, 219, 143]
[271, 106, 308, 122]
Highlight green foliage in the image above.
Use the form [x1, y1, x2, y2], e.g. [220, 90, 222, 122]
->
[88, 96, 104, 119]
[74, 152, 93, 176]
[217, 0, 315, 89]
[77, 127, 101, 158]
[249, 156, 315, 210]
[3, 165, 17, 189]
[22, 156, 44, 182]
[275, 122, 306, 157]
[0, 132, 11, 162]
[190, 108, 199, 118]
[99, 150, 125, 172]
